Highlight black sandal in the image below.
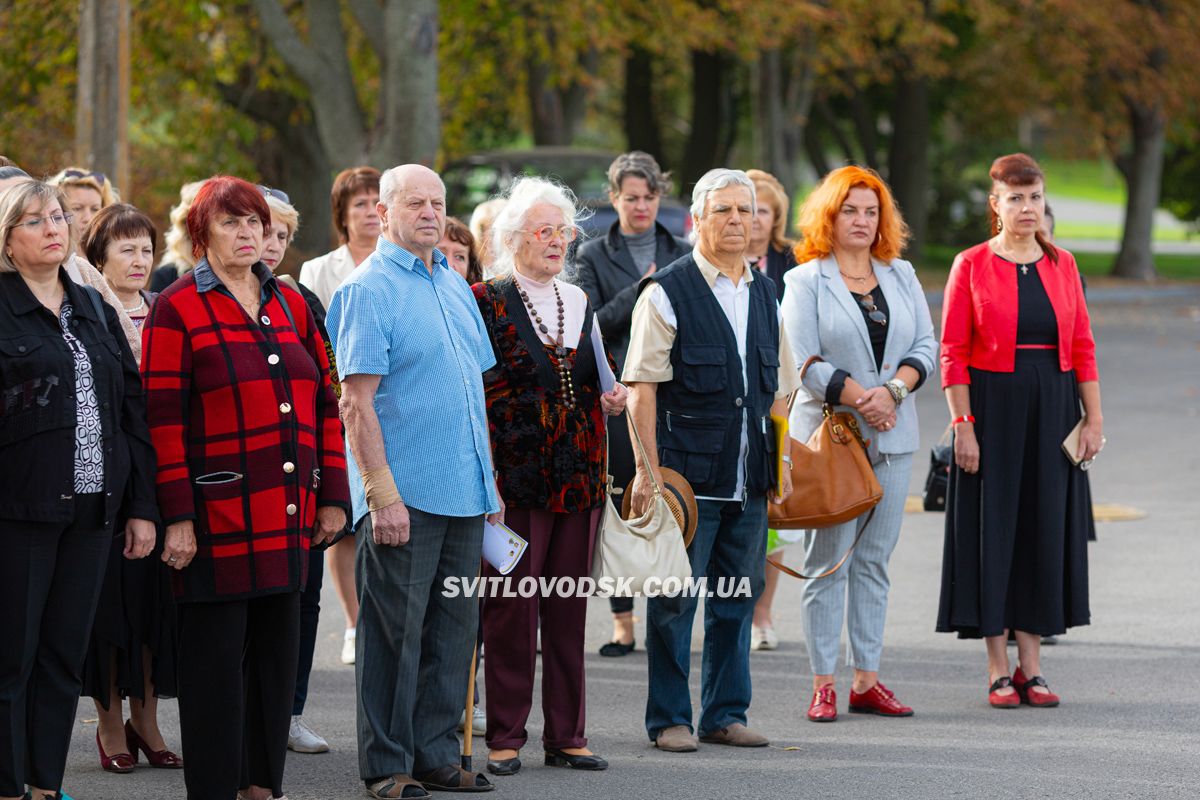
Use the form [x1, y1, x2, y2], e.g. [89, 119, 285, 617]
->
[599, 640, 636, 657]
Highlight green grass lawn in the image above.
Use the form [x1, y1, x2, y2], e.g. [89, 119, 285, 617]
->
[1040, 158, 1126, 205]
[1055, 221, 1193, 242]
[917, 244, 1200, 282]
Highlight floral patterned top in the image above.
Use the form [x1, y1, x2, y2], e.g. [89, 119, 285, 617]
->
[58, 299, 105, 493]
[474, 278, 609, 513]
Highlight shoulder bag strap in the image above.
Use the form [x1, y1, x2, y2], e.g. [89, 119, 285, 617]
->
[767, 506, 875, 580]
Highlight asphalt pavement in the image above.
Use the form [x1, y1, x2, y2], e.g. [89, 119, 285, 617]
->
[61, 285, 1200, 799]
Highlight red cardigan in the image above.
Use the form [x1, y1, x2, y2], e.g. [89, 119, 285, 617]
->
[141, 270, 349, 602]
[940, 242, 1098, 388]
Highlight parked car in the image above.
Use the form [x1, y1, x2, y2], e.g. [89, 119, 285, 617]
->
[441, 147, 691, 240]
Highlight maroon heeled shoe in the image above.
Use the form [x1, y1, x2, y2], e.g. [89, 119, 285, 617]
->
[125, 719, 183, 769]
[97, 730, 136, 773]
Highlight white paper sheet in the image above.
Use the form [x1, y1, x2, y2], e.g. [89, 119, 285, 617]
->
[482, 520, 528, 575]
[591, 321, 616, 395]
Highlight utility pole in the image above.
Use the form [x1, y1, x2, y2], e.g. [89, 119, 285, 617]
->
[75, 0, 130, 194]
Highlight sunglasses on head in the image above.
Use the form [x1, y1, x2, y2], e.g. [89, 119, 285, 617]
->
[258, 185, 291, 204]
[63, 169, 107, 185]
[857, 292, 887, 326]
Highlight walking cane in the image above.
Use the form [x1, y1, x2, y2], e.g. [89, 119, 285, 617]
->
[462, 563, 482, 771]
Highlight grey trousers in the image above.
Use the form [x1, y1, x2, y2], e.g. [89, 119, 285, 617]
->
[800, 453, 913, 675]
[355, 508, 484, 781]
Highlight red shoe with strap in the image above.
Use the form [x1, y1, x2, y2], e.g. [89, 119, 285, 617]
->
[125, 719, 184, 768]
[96, 730, 135, 773]
[988, 676, 1020, 708]
[848, 682, 913, 717]
[807, 684, 837, 722]
[1012, 667, 1061, 708]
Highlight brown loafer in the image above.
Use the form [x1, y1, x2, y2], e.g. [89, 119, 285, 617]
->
[654, 725, 699, 752]
[698, 723, 769, 747]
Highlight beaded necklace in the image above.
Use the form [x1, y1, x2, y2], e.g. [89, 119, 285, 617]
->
[515, 278, 576, 409]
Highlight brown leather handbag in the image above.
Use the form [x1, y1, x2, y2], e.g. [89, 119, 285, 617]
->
[767, 357, 883, 579]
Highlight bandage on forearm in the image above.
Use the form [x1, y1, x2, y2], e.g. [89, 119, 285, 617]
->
[361, 466, 403, 511]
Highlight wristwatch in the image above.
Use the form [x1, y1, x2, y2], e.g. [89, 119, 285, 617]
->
[884, 378, 909, 406]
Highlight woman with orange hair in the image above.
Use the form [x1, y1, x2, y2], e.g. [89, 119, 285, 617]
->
[779, 166, 937, 723]
[937, 154, 1101, 709]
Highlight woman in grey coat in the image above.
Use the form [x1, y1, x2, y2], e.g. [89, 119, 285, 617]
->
[780, 166, 937, 723]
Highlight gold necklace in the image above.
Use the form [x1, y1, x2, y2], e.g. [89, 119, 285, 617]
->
[839, 269, 873, 284]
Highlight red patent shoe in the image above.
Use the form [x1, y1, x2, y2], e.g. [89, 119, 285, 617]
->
[988, 676, 1020, 708]
[807, 684, 838, 722]
[1012, 667, 1060, 707]
[97, 730, 135, 773]
[849, 682, 913, 717]
[125, 719, 184, 768]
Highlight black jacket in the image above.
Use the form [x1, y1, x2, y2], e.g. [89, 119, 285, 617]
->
[572, 221, 690, 370]
[0, 270, 158, 527]
[755, 244, 797, 301]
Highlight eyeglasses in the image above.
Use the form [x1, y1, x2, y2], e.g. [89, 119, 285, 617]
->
[258, 185, 291, 204]
[857, 292, 887, 326]
[522, 224, 579, 243]
[63, 169, 107, 185]
[12, 213, 74, 232]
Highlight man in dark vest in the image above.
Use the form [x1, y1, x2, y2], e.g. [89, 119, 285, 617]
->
[623, 168, 798, 752]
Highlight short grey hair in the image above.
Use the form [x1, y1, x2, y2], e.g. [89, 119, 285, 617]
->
[690, 168, 756, 219]
[379, 164, 446, 207]
[490, 176, 581, 279]
[0, 181, 74, 274]
[607, 151, 673, 197]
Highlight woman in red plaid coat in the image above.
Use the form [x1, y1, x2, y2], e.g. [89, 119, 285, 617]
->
[141, 176, 349, 800]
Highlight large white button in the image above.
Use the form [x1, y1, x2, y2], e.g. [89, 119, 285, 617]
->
[279, 402, 292, 414]
[283, 462, 295, 474]
[268, 354, 280, 365]
[286, 503, 297, 515]
[261, 315, 271, 326]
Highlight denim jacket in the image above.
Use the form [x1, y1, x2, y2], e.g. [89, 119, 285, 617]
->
[0, 269, 158, 527]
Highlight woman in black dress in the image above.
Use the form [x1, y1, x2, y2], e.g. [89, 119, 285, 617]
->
[937, 154, 1104, 709]
[79, 204, 182, 773]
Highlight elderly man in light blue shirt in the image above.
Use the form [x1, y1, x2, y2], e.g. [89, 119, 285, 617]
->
[327, 164, 500, 798]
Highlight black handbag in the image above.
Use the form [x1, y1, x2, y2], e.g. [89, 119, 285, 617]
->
[923, 425, 953, 512]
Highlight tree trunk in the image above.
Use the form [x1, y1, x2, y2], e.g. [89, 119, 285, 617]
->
[1112, 99, 1166, 280]
[888, 73, 931, 260]
[75, 0, 130, 192]
[624, 47, 663, 163]
[375, 0, 440, 166]
[680, 49, 731, 198]
[527, 57, 570, 146]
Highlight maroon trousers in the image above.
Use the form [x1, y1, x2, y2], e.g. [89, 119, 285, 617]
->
[482, 507, 601, 750]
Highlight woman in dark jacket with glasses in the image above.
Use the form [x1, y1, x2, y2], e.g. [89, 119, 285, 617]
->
[0, 180, 158, 800]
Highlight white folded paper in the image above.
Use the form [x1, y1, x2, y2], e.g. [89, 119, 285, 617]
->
[482, 521, 528, 575]
[590, 321, 616, 395]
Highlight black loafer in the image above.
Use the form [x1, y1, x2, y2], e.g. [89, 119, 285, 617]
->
[598, 640, 635, 657]
[485, 756, 521, 776]
[544, 748, 608, 770]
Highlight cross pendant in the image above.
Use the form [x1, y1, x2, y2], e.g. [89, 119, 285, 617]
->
[1021, 264, 1029, 275]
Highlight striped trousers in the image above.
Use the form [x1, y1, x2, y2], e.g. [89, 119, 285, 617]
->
[798, 453, 913, 675]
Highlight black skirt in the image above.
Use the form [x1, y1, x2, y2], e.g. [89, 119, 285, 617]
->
[936, 350, 1093, 639]
[81, 526, 178, 706]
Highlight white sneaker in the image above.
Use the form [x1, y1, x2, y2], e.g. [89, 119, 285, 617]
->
[341, 628, 356, 665]
[750, 624, 778, 651]
[288, 715, 329, 754]
[458, 706, 486, 736]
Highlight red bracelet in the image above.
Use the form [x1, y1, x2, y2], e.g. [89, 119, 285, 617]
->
[952, 415, 975, 426]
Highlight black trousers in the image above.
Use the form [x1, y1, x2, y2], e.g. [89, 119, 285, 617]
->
[293, 546, 324, 715]
[0, 494, 108, 796]
[177, 591, 301, 800]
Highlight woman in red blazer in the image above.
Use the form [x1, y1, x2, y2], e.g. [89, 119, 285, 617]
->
[936, 154, 1104, 709]
[141, 176, 349, 800]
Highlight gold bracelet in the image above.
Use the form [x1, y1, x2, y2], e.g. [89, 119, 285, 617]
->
[361, 466, 403, 511]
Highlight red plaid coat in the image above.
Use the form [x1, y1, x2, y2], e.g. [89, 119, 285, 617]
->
[141, 265, 349, 602]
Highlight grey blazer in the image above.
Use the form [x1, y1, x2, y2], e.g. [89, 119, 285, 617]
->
[780, 255, 937, 455]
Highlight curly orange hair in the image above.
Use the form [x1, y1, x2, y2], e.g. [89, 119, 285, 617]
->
[793, 166, 909, 264]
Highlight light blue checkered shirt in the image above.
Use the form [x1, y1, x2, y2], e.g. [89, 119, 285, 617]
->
[326, 237, 499, 524]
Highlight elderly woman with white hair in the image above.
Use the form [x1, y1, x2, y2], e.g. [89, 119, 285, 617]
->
[472, 177, 627, 778]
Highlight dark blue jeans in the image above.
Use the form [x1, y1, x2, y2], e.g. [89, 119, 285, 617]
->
[644, 496, 767, 740]
[293, 545, 325, 715]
